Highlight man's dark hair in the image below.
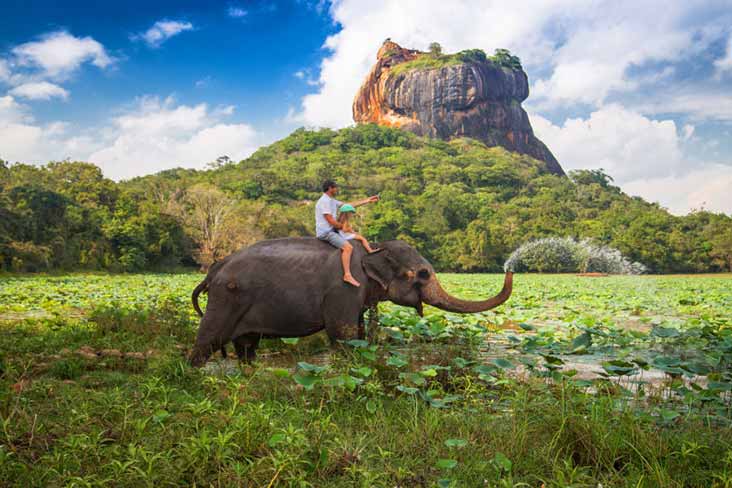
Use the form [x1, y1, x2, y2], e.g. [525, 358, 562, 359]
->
[322, 180, 337, 193]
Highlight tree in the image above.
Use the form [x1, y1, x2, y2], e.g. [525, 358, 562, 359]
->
[206, 155, 233, 170]
[710, 228, 732, 272]
[428, 42, 443, 57]
[166, 184, 264, 270]
[489, 48, 522, 70]
[569, 169, 615, 189]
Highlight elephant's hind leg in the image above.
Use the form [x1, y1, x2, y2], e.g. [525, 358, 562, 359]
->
[233, 334, 260, 363]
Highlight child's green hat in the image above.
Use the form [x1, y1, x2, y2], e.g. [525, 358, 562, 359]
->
[339, 204, 356, 213]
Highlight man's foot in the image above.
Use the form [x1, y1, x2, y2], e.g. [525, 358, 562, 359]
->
[343, 274, 361, 287]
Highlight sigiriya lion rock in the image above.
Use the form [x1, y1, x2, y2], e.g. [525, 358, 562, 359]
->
[353, 40, 565, 175]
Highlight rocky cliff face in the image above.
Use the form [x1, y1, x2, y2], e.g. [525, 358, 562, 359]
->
[353, 41, 564, 176]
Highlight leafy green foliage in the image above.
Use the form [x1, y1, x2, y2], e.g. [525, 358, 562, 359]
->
[428, 41, 443, 56]
[488, 48, 522, 70]
[1, 126, 731, 273]
[390, 46, 517, 75]
[455, 48, 488, 64]
[0, 161, 191, 272]
[1, 272, 731, 485]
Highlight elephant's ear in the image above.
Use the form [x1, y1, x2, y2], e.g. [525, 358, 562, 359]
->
[362, 249, 396, 290]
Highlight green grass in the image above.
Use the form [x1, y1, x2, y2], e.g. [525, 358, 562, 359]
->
[388, 48, 520, 77]
[1, 273, 732, 486]
[389, 53, 464, 76]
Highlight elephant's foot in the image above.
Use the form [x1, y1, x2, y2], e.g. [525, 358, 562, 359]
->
[233, 334, 260, 363]
[325, 323, 361, 346]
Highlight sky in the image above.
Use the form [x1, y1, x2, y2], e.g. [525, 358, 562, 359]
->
[1, 0, 731, 215]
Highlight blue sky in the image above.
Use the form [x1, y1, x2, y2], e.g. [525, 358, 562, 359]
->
[1, 0, 731, 214]
[0, 0, 334, 132]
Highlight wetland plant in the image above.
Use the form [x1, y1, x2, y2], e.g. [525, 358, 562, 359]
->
[504, 237, 646, 274]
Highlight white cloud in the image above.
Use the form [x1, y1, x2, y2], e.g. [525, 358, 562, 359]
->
[639, 89, 732, 122]
[282, 106, 306, 125]
[9, 81, 69, 101]
[227, 6, 248, 18]
[531, 105, 685, 183]
[87, 96, 258, 180]
[529, 3, 704, 108]
[682, 124, 695, 141]
[133, 20, 194, 48]
[0, 60, 10, 82]
[0, 95, 100, 163]
[623, 165, 732, 215]
[297, 0, 731, 127]
[714, 34, 732, 76]
[195, 76, 212, 88]
[530, 105, 732, 214]
[0, 94, 259, 180]
[11, 31, 113, 80]
[0, 95, 29, 124]
[294, 68, 320, 86]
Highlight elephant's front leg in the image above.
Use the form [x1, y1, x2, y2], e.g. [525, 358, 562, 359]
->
[324, 318, 362, 345]
[357, 310, 366, 340]
[322, 290, 364, 345]
[366, 305, 379, 344]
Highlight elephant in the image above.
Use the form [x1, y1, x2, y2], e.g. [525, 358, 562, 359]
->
[189, 237, 513, 366]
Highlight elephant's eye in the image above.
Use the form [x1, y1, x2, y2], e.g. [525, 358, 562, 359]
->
[417, 269, 430, 280]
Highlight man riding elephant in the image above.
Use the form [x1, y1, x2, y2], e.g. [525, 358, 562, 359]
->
[189, 230, 513, 366]
[315, 179, 379, 287]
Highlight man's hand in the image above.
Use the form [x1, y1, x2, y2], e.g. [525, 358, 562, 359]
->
[324, 213, 342, 229]
[352, 195, 380, 208]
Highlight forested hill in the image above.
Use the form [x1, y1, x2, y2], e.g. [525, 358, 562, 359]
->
[1, 124, 731, 273]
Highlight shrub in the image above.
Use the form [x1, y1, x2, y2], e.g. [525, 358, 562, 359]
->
[428, 42, 443, 57]
[488, 48, 522, 70]
[455, 49, 487, 64]
[49, 358, 84, 380]
[504, 237, 646, 274]
[6, 241, 51, 272]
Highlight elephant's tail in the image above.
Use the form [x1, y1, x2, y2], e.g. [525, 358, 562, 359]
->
[192, 280, 208, 317]
[192, 258, 230, 317]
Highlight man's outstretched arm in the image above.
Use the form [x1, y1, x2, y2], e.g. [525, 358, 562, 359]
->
[348, 195, 379, 208]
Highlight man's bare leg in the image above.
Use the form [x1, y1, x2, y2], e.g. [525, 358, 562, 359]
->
[341, 243, 360, 287]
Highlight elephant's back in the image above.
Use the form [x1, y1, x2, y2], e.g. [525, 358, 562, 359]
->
[217, 237, 341, 289]
[246, 237, 335, 258]
[212, 237, 346, 330]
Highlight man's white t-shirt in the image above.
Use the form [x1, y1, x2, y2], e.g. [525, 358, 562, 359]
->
[315, 193, 342, 237]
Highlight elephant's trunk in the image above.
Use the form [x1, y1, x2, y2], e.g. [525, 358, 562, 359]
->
[419, 272, 513, 313]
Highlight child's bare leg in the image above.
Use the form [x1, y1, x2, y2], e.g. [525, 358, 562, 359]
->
[340, 243, 360, 287]
[355, 234, 378, 253]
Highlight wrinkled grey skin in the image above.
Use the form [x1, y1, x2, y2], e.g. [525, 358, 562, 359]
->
[189, 238, 512, 366]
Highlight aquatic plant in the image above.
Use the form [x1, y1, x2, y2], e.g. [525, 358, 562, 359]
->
[504, 237, 646, 274]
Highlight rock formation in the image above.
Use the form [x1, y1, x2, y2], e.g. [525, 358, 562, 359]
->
[353, 40, 565, 175]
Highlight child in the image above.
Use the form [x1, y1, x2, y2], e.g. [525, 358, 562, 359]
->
[337, 204, 378, 253]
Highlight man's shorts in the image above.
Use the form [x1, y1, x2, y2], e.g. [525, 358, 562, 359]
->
[318, 230, 348, 249]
